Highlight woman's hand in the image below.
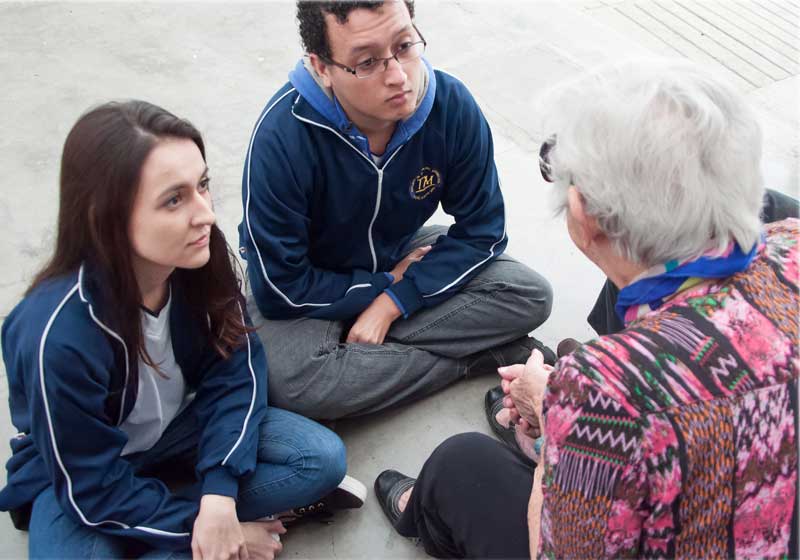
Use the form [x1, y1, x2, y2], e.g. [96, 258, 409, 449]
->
[192, 494, 247, 560]
[240, 520, 286, 560]
[498, 349, 553, 428]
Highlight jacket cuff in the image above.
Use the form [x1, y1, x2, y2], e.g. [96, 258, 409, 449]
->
[202, 466, 239, 499]
[385, 278, 424, 318]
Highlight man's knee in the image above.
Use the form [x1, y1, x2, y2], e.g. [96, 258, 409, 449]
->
[487, 259, 553, 332]
[267, 378, 325, 420]
[267, 363, 350, 421]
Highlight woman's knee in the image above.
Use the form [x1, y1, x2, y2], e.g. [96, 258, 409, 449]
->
[312, 427, 347, 491]
[423, 432, 500, 483]
[289, 419, 347, 494]
[29, 487, 125, 559]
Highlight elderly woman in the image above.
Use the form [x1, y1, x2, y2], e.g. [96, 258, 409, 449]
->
[373, 59, 799, 559]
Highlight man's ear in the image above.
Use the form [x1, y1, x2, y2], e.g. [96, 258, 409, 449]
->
[567, 186, 601, 248]
[308, 54, 333, 89]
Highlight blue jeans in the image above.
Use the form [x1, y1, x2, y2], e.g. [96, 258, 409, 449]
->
[28, 405, 346, 559]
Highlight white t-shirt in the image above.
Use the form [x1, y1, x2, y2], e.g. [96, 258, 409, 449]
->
[120, 294, 187, 456]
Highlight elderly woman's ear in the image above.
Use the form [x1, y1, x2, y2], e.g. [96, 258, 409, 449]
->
[566, 185, 600, 251]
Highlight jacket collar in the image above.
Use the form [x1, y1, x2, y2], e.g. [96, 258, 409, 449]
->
[288, 57, 437, 160]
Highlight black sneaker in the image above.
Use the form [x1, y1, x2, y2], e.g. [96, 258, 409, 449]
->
[279, 474, 367, 525]
[465, 335, 556, 377]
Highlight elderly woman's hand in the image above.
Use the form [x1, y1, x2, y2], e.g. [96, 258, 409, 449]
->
[498, 349, 553, 429]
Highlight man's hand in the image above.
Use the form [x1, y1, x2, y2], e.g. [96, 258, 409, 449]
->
[346, 292, 402, 345]
[240, 520, 285, 560]
[498, 349, 553, 429]
[192, 495, 247, 560]
[389, 245, 432, 283]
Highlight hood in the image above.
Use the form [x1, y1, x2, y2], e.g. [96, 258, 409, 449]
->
[288, 56, 437, 158]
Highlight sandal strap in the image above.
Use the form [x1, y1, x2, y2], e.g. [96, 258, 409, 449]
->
[387, 477, 416, 520]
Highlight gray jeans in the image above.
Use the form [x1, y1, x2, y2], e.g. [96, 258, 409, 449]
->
[246, 226, 553, 420]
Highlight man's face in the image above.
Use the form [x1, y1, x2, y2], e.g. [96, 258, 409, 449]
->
[312, 1, 422, 132]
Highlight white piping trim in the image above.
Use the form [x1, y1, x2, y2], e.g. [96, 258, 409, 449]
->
[244, 88, 327, 309]
[368, 170, 384, 273]
[246, 90, 378, 308]
[364, 147, 406, 273]
[345, 283, 372, 294]
[221, 302, 258, 466]
[38, 281, 188, 537]
[134, 526, 191, 537]
[78, 264, 130, 426]
[291, 96, 375, 167]
[422, 226, 508, 298]
[291, 82, 503, 304]
[292, 105, 411, 275]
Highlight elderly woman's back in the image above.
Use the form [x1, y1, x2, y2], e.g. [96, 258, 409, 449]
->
[541, 218, 798, 557]
[373, 59, 797, 560]
[536, 60, 798, 557]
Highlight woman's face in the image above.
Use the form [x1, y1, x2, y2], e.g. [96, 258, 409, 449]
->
[128, 137, 215, 279]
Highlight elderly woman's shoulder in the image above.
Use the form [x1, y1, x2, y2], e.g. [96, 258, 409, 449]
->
[763, 217, 799, 252]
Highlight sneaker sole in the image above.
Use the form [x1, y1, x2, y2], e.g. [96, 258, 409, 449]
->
[334, 474, 368, 509]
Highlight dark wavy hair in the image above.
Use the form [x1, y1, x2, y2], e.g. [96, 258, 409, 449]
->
[29, 100, 249, 367]
[297, 0, 415, 59]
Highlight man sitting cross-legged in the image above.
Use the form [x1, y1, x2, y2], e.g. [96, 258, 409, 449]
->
[239, 0, 553, 420]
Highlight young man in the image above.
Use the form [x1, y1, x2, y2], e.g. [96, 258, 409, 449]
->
[239, 0, 553, 419]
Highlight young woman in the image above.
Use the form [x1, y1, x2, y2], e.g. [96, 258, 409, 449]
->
[0, 100, 365, 559]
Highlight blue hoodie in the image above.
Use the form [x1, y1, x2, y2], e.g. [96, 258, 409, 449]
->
[0, 263, 266, 550]
[239, 58, 507, 320]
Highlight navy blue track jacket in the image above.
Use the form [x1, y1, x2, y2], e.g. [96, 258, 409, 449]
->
[0, 263, 267, 550]
[239, 58, 507, 321]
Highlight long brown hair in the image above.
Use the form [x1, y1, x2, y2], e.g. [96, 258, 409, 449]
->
[29, 100, 248, 366]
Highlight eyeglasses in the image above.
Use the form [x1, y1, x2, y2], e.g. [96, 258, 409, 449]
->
[539, 135, 556, 183]
[321, 25, 427, 79]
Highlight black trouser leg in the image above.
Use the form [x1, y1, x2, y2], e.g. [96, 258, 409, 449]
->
[761, 188, 800, 222]
[587, 188, 799, 336]
[395, 432, 534, 559]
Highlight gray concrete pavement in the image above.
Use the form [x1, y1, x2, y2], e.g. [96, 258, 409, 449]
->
[0, 1, 797, 557]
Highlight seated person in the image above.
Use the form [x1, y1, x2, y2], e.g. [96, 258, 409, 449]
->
[239, 0, 554, 420]
[374, 59, 799, 558]
[586, 187, 799, 336]
[0, 101, 363, 560]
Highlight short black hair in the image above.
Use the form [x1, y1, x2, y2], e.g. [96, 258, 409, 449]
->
[297, 1, 415, 60]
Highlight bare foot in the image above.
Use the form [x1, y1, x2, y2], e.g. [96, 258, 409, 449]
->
[398, 486, 413, 513]
[495, 406, 512, 428]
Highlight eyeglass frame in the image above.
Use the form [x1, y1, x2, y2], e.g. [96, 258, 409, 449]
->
[318, 24, 427, 79]
[539, 134, 557, 183]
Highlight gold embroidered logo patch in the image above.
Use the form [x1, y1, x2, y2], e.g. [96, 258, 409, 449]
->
[410, 166, 441, 200]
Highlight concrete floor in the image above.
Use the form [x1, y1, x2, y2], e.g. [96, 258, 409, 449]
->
[0, 1, 797, 558]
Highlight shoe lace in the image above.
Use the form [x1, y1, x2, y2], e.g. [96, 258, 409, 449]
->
[279, 501, 335, 526]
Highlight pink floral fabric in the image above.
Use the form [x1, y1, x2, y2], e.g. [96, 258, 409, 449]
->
[539, 219, 799, 558]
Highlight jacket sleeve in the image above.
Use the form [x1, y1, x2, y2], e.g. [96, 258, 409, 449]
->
[29, 336, 196, 550]
[538, 356, 647, 557]
[241, 128, 392, 321]
[189, 303, 267, 499]
[385, 88, 507, 318]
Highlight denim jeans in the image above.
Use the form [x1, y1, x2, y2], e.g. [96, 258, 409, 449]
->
[28, 405, 346, 559]
[247, 225, 553, 419]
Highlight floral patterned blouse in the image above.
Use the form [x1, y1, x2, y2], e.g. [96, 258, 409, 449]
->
[539, 219, 798, 558]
